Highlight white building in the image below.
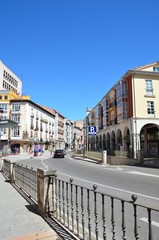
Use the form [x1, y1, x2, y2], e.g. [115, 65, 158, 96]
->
[0, 61, 22, 95]
[64, 119, 74, 149]
[10, 99, 55, 153]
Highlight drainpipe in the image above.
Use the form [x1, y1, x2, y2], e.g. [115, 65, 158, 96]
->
[132, 74, 139, 160]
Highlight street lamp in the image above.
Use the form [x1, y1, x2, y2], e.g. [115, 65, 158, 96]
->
[0, 108, 3, 152]
[83, 125, 88, 159]
[49, 135, 53, 155]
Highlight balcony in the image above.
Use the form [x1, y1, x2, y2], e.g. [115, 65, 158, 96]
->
[30, 124, 34, 130]
[42, 118, 48, 124]
[30, 112, 34, 118]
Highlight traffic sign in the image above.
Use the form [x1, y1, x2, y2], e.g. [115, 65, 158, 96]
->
[88, 126, 96, 135]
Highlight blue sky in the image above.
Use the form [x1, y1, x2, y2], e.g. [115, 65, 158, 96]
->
[0, 0, 159, 121]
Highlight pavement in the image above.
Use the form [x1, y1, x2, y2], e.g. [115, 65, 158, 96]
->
[0, 150, 60, 240]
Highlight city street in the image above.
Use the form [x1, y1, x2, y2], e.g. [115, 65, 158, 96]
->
[16, 153, 159, 239]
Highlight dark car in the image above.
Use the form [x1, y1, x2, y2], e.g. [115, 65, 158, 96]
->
[53, 149, 65, 158]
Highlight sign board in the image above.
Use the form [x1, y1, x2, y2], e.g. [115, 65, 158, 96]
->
[88, 126, 96, 135]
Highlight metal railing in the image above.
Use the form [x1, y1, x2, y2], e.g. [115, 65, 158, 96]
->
[48, 177, 159, 240]
[1, 159, 159, 239]
[15, 163, 37, 201]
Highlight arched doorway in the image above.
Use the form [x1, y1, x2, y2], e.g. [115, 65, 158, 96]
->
[116, 129, 122, 150]
[140, 124, 159, 158]
[123, 127, 131, 157]
[106, 133, 110, 155]
[99, 135, 102, 150]
[96, 135, 99, 151]
[103, 134, 106, 150]
[111, 131, 116, 155]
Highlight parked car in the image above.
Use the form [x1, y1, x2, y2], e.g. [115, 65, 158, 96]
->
[53, 149, 65, 158]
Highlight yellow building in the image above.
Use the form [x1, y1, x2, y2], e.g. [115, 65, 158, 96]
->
[84, 62, 159, 160]
[0, 90, 30, 152]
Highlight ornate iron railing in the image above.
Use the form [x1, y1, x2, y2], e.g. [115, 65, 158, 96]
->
[48, 177, 159, 240]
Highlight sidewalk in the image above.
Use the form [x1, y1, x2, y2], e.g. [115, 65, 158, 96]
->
[2, 149, 52, 161]
[0, 150, 60, 240]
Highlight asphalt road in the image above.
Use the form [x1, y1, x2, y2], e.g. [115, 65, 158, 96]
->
[16, 153, 159, 239]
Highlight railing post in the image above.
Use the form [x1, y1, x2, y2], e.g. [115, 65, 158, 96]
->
[0, 157, 4, 172]
[10, 161, 15, 184]
[37, 168, 57, 217]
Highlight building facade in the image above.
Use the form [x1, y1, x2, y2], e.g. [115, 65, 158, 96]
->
[84, 62, 159, 160]
[9, 99, 56, 153]
[0, 61, 22, 95]
[64, 119, 74, 149]
[0, 94, 76, 154]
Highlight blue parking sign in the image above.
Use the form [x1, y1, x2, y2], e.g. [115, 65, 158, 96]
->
[88, 126, 96, 135]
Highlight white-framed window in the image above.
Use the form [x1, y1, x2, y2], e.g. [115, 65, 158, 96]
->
[147, 101, 155, 114]
[0, 128, 7, 135]
[12, 103, 21, 111]
[11, 126, 20, 137]
[0, 103, 8, 112]
[11, 114, 20, 123]
[145, 80, 153, 96]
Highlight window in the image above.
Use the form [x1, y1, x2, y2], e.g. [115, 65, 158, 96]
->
[145, 80, 153, 96]
[0, 103, 8, 112]
[153, 67, 159, 72]
[12, 103, 20, 111]
[4, 95, 8, 100]
[0, 128, 7, 135]
[147, 101, 155, 114]
[0, 96, 2, 100]
[11, 114, 20, 123]
[11, 126, 20, 137]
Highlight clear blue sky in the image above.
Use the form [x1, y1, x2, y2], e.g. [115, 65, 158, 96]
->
[0, 0, 159, 121]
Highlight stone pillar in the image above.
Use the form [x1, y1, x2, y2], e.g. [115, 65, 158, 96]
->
[9, 161, 15, 184]
[0, 159, 15, 183]
[102, 150, 107, 165]
[37, 168, 57, 217]
[0, 157, 3, 172]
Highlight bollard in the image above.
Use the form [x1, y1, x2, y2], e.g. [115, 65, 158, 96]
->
[102, 150, 107, 165]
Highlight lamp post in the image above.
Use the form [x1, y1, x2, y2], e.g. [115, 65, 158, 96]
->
[49, 135, 53, 155]
[83, 127, 86, 159]
[0, 108, 3, 153]
[83, 125, 88, 159]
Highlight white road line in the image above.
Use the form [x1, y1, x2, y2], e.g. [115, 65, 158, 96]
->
[128, 171, 159, 178]
[140, 218, 159, 227]
[58, 172, 159, 201]
[41, 158, 48, 170]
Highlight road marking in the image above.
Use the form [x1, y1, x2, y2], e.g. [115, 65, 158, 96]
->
[128, 171, 159, 178]
[140, 218, 159, 227]
[58, 172, 159, 201]
[41, 158, 48, 170]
